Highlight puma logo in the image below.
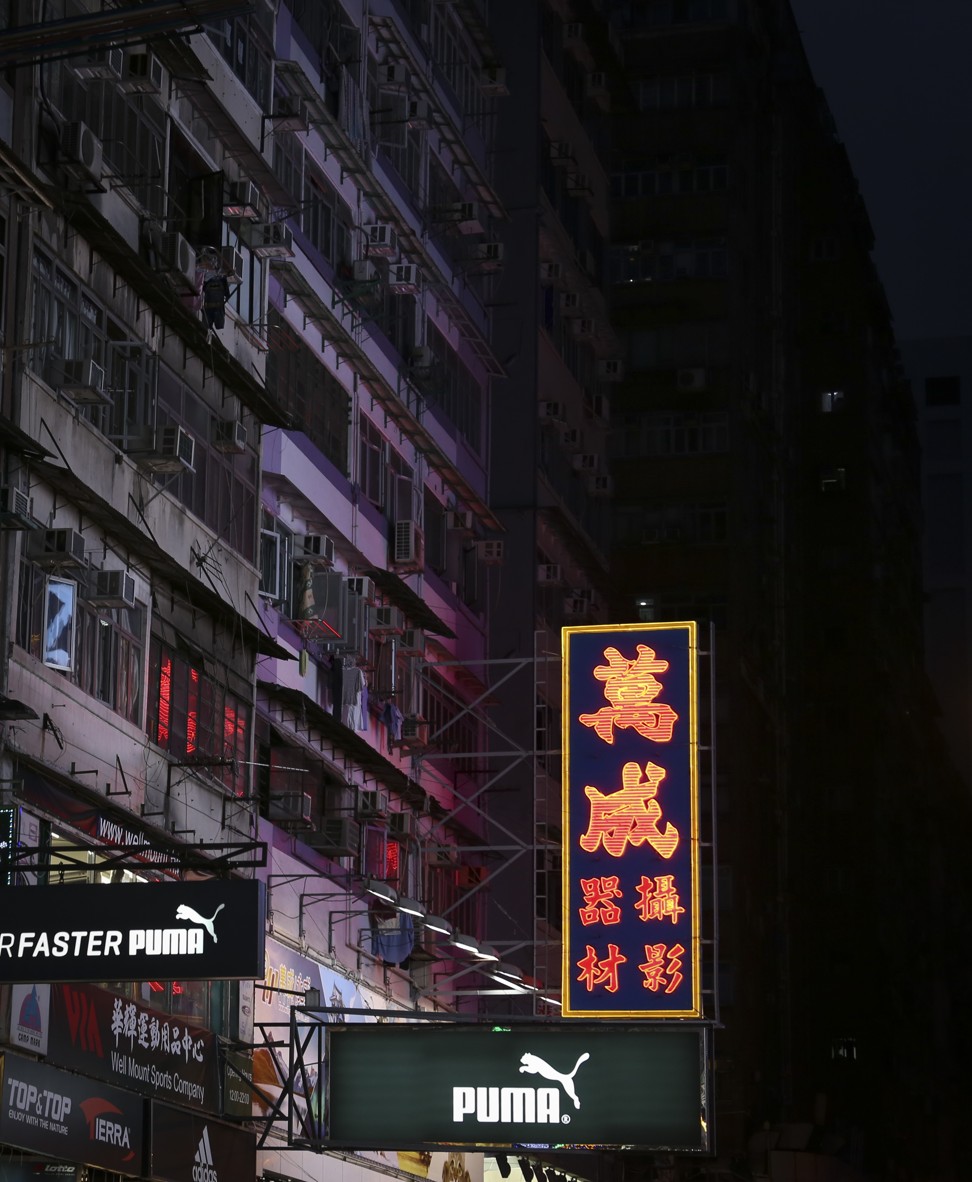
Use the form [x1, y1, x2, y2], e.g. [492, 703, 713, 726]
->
[175, 903, 225, 943]
[518, 1051, 590, 1109]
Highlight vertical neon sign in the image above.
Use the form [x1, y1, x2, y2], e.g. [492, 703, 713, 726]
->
[562, 623, 701, 1018]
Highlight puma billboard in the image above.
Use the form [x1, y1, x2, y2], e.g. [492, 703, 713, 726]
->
[324, 1024, 708, 1151]
[0, 881, 265, 982]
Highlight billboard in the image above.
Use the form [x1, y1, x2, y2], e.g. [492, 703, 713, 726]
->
[149, 1104, 255, 1182]
[0, 1051, 145, 1174]
[323, 1024, 707, 1151]
[0, 880, 265, 983]
[562, 623, 701, 1018]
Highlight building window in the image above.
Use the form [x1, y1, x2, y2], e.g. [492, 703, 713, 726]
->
[820, 389, 845, 412]
[43, 577, 78, 671]
[637, 73, 730, 111]
[147, 639, 251, 797]
[925, 375, 960, 406]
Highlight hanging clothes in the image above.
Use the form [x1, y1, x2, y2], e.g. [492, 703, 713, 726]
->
[342, 662, 366, 730]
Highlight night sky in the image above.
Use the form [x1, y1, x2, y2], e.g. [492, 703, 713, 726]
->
[789, 0, 972, 342]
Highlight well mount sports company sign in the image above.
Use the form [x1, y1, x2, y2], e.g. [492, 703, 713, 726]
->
[0, 881, 265, 982]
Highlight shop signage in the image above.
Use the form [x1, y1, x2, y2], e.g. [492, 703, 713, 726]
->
[149, 1103, 255, 1182]
[0, 880, 265, 983]
[324, 1024, 707, 1151]
[0, 1051, 144, 1175]
[562, 623, 701, 1018]
[47, 983, 221, 1113]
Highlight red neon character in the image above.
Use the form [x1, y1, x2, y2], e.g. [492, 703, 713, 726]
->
[580, 761, 680, 859]
[579, 876, 623, 925]
[578, 645, 679, 745]
[638, 942, 685, 994]
[635, 874, 685, 924]
[576, 943, 628, 993]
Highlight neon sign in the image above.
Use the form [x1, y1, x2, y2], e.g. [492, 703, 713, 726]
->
[562, 623, 701, 1018]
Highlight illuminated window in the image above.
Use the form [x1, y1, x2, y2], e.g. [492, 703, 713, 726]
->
[820, 389, 845, 412]
[42, 577, 77, 671]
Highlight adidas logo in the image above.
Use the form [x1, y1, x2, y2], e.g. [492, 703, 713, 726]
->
[192, 1128, 218, 1182]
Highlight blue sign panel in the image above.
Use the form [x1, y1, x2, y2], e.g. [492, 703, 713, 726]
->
[562, 623, 701, 1018]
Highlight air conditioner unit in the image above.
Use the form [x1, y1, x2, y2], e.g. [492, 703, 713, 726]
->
[223, 179, 263, 220]
[399, 716, 428, 745]
[538, 563, 563, 585]
[406, 98, 432, 129]
[213, 418, 247, 453]
[0, 486, 37, 530]
[563, 22, 585, 46]
[540, 261, 562, 283]
[677, 367, 707, 390]
[269, 792, 313, 827]
[371, 604, 405, 635]
[346, 576, 374, 600]
[29, 528, 86, 570]
[567, 172, 590, 195]
[561, 426, 582, 450]
[439, 201, 484, 235]
[393, 520, 424, 568]
[539, 400, 566, 421]
[573, 453, 599, 473]
[356, 788, 390, 820]
[379, 62, 409, 90]
[47, 358, 110, 406]
[307, 818, 360, 856]
[409, 345, 435, 373]
[549, 140, 573, 166]
[475, 539, 504, 565]
[160, 233, 196, 289]
[387, 263, 420, 294]
[69, 47, 123, 81]
[271, 96, 309, 133]
[586, 71, 609, 98]
[246, 222, 294, 259]
[63, 122, 103, 184]
[447, 509, 474, 533]
[143, 425, 196, 474]
[85, 568, 137, 608]
[220, 245, 244, 283]
[559, 291, 581, 315]
[572, 317, 596, 338]
[400, 627, 424, 654]
[296, 534, 336, 566]
[564, 596, 588, 617]
[479, 64, 509, 96]
[597, 359, 625, 382]
[388, 811, 415, 838]
[589, 474, 614, 496]
[428, 843, 458, 867]
[118, 49, 163, 95]
[352, 258, 378, 284]
[364, 222, 399, 257]
[592, 391, 611, 421]
[474, 241, 504, 270]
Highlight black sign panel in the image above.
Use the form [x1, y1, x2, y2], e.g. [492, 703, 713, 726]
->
[47, 983, 221, 1113]
[325, 1024, 708, 1151]
[0, 1052, 145, 1175]
[149, 1103, 256, 1182]
[0, 881, 265, 982]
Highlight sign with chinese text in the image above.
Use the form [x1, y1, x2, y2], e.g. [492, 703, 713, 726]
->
[0, 1051, 145, 1175]
[47, 983, 221, 1113]
[562, 623, 701, 1018]
[324, 1023, 707, 1151]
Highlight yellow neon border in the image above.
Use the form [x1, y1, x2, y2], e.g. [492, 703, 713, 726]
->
[561, 621, 702, 1019]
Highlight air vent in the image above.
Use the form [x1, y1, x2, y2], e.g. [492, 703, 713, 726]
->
[307, 818, 360, 856]
[85, 569, 136, 609]
[29, 528, 86, 570]
[118, 50, 163, 95]
[213, 419, 247, 453]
